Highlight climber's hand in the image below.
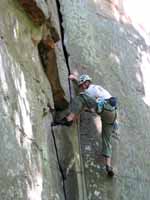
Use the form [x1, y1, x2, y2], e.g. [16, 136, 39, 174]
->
[68, 74, 78, 81]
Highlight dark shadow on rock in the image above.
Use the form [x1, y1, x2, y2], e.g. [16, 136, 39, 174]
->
[38, 37, 69, 111]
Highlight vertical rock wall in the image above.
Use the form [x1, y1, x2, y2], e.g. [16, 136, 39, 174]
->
[0, 0, 64, 199]
[0, 0, 86, 199]
[59, 0, 150, 199]
[1, 0, 150, 199]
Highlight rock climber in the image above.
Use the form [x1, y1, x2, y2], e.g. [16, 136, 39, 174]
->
[52, 74, 118, 177]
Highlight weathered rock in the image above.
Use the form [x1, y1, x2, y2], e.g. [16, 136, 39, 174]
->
[19, 0, 48, 25]
[38, 37, 69, 111]
[1, 0, 150, 199]
[59, 0, 150, 199]
[0, 0, 86, 199]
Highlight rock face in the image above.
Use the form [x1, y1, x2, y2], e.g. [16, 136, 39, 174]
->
[0, 0, 150, 200]
[59, 0, 150, 199]
[0, 0, 86, 199]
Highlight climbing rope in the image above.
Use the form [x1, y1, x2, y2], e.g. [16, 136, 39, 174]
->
[47, 102, 67, 199]
[51, 125, 67, 199]
[55, 0, 72, 102]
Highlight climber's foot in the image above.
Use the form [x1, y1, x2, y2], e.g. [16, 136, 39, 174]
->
[106, 165, 114, 177]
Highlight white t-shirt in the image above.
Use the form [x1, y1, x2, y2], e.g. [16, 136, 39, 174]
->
[85, 84, 111, 100]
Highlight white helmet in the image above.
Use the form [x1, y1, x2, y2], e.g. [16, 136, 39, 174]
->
[78, 74, 92, 85]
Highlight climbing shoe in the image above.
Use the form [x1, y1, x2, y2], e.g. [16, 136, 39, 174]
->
[51, 117, 73, 127]
[106, 165, 114, 177]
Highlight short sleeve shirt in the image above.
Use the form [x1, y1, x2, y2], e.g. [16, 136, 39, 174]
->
[85, 84, 111, 100]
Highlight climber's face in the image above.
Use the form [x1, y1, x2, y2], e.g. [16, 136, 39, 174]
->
[80, 80, 90, 90]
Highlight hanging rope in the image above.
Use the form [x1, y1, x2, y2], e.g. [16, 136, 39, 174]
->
[51, 125, 67, 199]
[55, 0, 72, 102]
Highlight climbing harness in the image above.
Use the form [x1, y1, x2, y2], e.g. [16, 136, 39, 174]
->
[104, 97, 117, 109]
[80, 94, 117, 125]
[100, 97, 117, 125]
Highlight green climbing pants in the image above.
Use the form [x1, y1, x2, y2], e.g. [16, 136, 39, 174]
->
[69, 93, 117, 158]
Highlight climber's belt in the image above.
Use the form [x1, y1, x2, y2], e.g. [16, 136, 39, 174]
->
[98, 97, 117, 125]
[104, 97, 117, 110]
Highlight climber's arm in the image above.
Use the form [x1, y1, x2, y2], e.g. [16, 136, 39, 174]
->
[69, 73, 79, 94]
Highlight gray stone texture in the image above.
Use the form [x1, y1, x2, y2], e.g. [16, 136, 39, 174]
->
[0, 0, 85, 199]
[59, 0, 150, 199]
[1, 0, 150, 200]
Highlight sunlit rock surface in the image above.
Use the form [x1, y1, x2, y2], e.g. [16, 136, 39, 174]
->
[59, 0, 150, 199]
[0, 0, 85, 199]
[1, 0, 150, 199]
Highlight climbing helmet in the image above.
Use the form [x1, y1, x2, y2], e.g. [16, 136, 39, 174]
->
[78, 74, 92, 85]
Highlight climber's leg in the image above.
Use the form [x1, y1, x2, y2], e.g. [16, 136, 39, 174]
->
[101, 122, 114, 177]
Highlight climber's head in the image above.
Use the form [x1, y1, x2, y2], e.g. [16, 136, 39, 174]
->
[78, 74, 92, 89]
